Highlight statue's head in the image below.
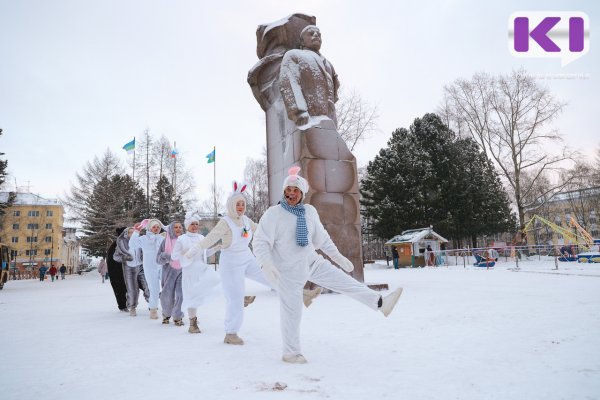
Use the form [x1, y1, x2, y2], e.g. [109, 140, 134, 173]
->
[299, 25, 321, 52]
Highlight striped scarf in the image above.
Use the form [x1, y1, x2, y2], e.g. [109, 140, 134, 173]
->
[280, 196, 308, 247]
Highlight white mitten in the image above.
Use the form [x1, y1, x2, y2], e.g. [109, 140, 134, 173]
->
[184, 244, 201, 260]
[262, 261, 280, 285]
[331, 253, 354, 272]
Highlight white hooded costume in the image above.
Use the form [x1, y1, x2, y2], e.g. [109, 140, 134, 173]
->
[129, 219, 165, 311]
[191, 181, 271, 337]
[253, 167, 397, 361]
[171, 212, 221, 313]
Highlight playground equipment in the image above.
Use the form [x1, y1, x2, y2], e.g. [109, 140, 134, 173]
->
[522, 214, 591, 250]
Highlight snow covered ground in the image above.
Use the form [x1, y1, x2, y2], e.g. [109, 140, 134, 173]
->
[2, 259, 600, 400]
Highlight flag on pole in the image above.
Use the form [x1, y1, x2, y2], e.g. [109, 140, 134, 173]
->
[171, 148, 178, 158]
[122, 138, 135, 154]
[206, 149, 215, 163]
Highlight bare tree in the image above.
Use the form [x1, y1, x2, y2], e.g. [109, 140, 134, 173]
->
[559, 161, 600, 230]
[336, 89, 379, 151]
[198, 184, 225, 216]
[441, 68, 574, 231]
[243, 154, 269, 222]
[62, 149, 124, 223]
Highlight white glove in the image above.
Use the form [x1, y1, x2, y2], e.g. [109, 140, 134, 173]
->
[331, 253, 354, 272]
[262, 261, 280, 285]
[184, 245, 201, 260]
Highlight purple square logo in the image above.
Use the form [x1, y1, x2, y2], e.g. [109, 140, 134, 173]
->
[509, 12, 590, 66]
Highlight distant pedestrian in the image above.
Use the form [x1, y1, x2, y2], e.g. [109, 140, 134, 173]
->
[39, 265, 48, 281]
[98, 258, 108, 283]
[49, 265, 58, 282]
[392, 246, 399, 269]
[59, 264, 67, 279]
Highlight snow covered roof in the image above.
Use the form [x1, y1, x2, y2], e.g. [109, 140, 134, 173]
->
[0, 192, 62, 206]
[385, 227, 448, 245]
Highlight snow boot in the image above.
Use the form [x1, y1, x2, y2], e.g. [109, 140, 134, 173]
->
[244, 295, 256, 307]
[282, 354, 307, 364]
[224, 333, 244, 345]
[149, 308, 159, 319]
[380, 288, 403, 317]
[303, 287, 322, 308]
[188, 317, 201, 333]
[129, 307, 137, 317]
[162, 315, 170, 324]
[173, 319, 184, 326]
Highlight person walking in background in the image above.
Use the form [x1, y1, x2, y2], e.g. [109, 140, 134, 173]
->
[38, 264, 48, 282]
[59, 264, 66, 280]
[98, 258, 108, 283]
[253, 167, 403, 364]
[48, 265, 58, 282]
[171, 211, 221, 334]
[129, 219, 165, 320]
[107, 228, 129, 312]
[156, 221, 185, 326]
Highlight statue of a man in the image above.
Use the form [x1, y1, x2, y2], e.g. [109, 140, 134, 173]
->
[279, 25, 340, 128]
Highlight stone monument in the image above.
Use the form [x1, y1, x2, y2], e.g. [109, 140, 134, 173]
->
[248, 14, 365, 281]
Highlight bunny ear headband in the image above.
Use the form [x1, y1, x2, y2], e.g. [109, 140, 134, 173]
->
[232, 181, 248, 194]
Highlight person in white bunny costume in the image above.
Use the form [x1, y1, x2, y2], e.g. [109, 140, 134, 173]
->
[129, 218, 166, 319]
[183, 181, 273, 345]
[171, 211, 221, 334]
[253, 166, 403, 364]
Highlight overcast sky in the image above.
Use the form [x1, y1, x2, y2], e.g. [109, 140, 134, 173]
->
[1, 0, 598, 205]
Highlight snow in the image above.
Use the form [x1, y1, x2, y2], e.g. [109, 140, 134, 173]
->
[2, 259, 600, 400]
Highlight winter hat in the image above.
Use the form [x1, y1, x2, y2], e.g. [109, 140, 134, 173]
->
[226, 181, 248, 221]
[147, 219, 163, 231]
[184, 211, 201, 229]
[282, 166, 309, 197]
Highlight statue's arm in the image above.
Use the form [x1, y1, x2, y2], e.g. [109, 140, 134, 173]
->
[279, 52, 309, 125]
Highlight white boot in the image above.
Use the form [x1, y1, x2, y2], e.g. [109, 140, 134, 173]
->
[149, 308, 159, 319]
[282, 354, 307, 364]
[129, 307, 137, 317]
[380, 288, 403, 317]
[303, 287, 322, 308]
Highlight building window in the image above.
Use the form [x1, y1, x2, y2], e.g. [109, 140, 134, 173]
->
[12, 224, 19, 230]
[27, 210, 40, 217]
[44, 249, 51, 256]
[45, 223, 52, 229]
[10, 250, 17, 258]
[45, 236, 52, 243]
[26, 236, 38, 243]
[11, 237, 18, 243]
[13, 210, 20, 216]
[46, 210, 53, 217]
[27, 223, 39, 230]
[592, 230, 599, 237]
[25, 250, 37, 256]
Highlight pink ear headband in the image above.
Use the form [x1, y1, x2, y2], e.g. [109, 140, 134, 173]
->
[232, 181, 247, 194]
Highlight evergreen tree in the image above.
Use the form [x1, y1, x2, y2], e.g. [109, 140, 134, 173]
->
[81, 174, 145, 257]
[150, 175, 185, 224]
[361, 113, 515, 245]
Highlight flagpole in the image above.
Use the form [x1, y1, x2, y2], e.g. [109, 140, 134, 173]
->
[132, 136, 136, 181]
[213, 146, 216, 218]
